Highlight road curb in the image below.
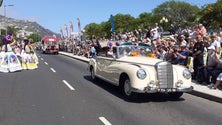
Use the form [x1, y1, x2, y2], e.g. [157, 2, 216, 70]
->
[59, 52, 89, 63]
[187, 90, 222, 103]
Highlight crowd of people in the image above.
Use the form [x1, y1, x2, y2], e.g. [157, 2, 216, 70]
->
[0, 33, 39, 73]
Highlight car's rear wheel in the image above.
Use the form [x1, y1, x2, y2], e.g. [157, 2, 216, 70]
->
[120, 76, 137, 100]
[168, 92, 183, 99]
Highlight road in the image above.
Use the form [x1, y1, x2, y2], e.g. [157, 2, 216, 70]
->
[0, 52, 222, 125]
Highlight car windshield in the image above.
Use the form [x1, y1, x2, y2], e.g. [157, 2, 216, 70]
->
[116, 45, 153, 58]
[45, 41, 57, 45]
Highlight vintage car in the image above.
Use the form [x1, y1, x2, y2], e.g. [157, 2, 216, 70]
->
[88, 43, 193, 99]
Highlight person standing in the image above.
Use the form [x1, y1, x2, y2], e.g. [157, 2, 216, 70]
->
[95, 39, 101, 56]
[209, 34, 221, 56]
[0, 33, 22, 73]
[192, 35, 205, 79]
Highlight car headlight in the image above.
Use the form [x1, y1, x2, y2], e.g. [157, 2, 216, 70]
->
[137, 69, 147, 79]
[183, 69, 191, 79]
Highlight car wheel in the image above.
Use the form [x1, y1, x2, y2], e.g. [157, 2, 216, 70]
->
[168, 92, 183, 99]
[121, 76, 137, 100]
[90, 67, 96, 81]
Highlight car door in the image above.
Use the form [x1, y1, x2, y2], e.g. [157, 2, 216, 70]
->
[103, 56, 120, 85]
[95, 56, 105, 77]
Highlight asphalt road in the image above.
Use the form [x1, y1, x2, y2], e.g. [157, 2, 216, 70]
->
[0, 52, 222, 125]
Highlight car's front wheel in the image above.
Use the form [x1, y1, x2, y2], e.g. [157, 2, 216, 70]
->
[168, 92, 183, 99]
[120, 76, 138, 100]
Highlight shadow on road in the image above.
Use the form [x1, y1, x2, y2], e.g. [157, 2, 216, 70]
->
[84, 75, 185, 103]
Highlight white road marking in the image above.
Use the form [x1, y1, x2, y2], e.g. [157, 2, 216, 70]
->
[50, 68, 56, 73]
[99, 117, 112, 125]
[62, 80, 75, 90]
[44, 62, 48, 65]
[41, 58, 43, 60]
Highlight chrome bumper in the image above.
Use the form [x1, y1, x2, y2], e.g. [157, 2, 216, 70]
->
[131, 86, 193, 93]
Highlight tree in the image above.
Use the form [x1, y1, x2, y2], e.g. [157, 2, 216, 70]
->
[29, 33, 42, 43]
[152, 0, 200, 30]
[137, 12, 153, 30]
[0, 0, 3, 7]
[84, 23, 102, 40]
[114, 14, 135, 33]
[198, 0, 222, 30]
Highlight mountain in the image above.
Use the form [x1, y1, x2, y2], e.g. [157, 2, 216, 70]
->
[0, 15, 59, 38]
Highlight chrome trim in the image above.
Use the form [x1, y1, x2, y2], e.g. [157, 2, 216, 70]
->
[130, 86, 193, 93]
[155, 62, 173, 88]
[116, 60, 155, 67]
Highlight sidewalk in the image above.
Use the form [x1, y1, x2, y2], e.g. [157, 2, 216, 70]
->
[59, 51, 222, 103]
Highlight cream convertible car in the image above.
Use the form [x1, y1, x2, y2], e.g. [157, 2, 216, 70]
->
[88, 44, 193, 99]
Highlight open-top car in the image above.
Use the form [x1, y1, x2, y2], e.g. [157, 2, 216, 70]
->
[88, 42, 193, 99]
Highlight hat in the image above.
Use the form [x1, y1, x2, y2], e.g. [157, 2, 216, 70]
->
[107, 41, 113, 48]
[5, 33, 12, 41]
[180, 42, 187, 47]
[208, 46, 215, 51]
[168, 36, 175, 41]
[179, 34, 185, 38]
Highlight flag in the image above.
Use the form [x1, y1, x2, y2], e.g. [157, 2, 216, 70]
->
[64, 24, 68, 38]
[77, 18, 81, 34]
[110, 14, 115, 33]
[70, 21, 73, 38]
[59, 27, 64, 39]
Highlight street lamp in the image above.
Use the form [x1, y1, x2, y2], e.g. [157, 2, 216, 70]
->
[160, 16, 168, 31]
[4, 4, 14, 17]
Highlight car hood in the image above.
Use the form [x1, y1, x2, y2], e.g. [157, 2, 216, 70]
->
[117, 56, 163, 66]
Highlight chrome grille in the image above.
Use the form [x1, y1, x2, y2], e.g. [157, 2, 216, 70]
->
[155, 62, 173, 88]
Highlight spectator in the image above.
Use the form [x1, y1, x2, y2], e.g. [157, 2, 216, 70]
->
[89, 44, 96, 58]
[95, 39, 101, 56]
[182, 26, 191, 41]
[197, 24, 207, 37]
[201, 46, 220, 84]
[186, 37, 195, 56]
[175, 43, 189, 66]
[210, 34, 221, 54]
[208, 73, 222, 89]
[192, 35, 205, 79]
[154, 46, 166, 60]
[177, 34, 187, 46]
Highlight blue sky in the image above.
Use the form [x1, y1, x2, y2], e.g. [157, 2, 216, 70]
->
[0, 0, 217, 34]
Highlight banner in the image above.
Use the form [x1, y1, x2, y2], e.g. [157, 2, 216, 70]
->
[77, 18, 81, 34]
[70, 21, 73, 38]
[110, 14, 115, 33]
[64, 24, 68, 39]
[59, 27, 64, 39]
